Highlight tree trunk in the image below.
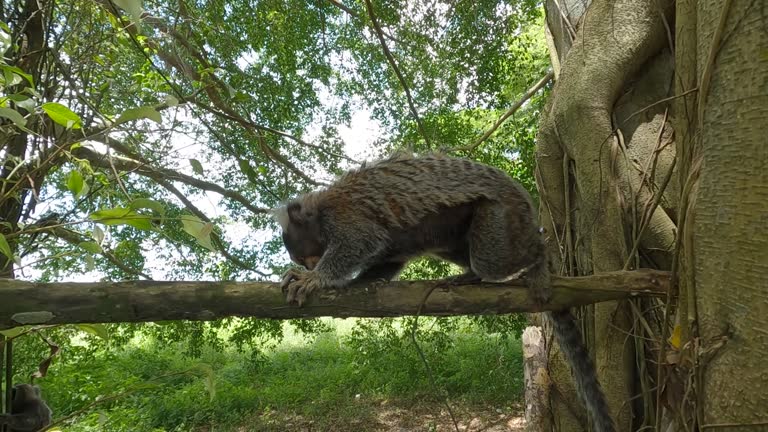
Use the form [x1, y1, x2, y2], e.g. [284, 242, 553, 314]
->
[538, 0, 676, 430]
[539, 0, 767, 429]
[0, 0, 49, 421]
[523, 326, 551, 432]
[689, 0, 768, 425]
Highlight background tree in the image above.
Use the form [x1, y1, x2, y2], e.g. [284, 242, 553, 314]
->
[538, 0, 766, 430]
[0, 0, 546, 279]
[0, 0, 549, 427]
[4, 0, 763, 429]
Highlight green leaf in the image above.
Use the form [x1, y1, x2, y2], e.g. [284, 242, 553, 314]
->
[189, 159, 204, 175]
[0, 326, 27, 338]
[78, 241, 103, 254]
[41, 102, 82, 129]
[66, 170, 84, 198]
[84, 254, 95, 271]
[90, 207, 131, 222]
[237, 159, 250, 173]
[92, 225, 105, 244]
[76, 323, 110, 340]
[115, 106, 162, 125]
[78, 182, 90, 200]
[190, 363, 216, 401]
[0, 107, 27, 127]
[180, 214, 215, 251]
[2, 66, 20, 86]
[89, 207, 153, 231]
[129, 198, 165, 217]
[0, 64, 34, 86]
[238, 159, 259, 183]
[164, 94, 179, 107]
[0, 233, 12, 259]
[112, 0, 144, 28]
[8, 94, 35, 112]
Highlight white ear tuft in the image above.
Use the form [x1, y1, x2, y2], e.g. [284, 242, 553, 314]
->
[271, 206, 290, 229]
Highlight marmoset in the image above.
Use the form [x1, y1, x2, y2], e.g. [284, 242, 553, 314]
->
[274, 151, 616, 431]
[0, 383, 52, 432]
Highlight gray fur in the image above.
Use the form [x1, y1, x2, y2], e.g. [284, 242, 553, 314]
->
[0, 384, 53, 432]
[548, 309, 616, 432]
[275, 152, 616, 431]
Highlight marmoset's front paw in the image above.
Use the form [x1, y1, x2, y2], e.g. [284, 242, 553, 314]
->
[280, 268, 304, 293]
[281, 269, 323, 307]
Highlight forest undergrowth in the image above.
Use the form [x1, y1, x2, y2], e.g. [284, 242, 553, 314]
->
[36, 318, 525, 432]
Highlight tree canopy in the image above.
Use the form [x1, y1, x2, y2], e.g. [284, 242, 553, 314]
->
[0, 0, 550, 355]
[0, 0, 548, 282]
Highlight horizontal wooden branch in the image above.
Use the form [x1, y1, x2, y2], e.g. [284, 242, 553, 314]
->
[0, 270, 669, 329]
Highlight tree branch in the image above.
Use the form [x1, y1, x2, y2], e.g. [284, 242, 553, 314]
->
[96, 0, 328, 185]
[324, 0, 403, 44]
[148, 176, 270, 277]
[48, 226, 153, 280]
[72, 146, 269, 215]
[456, 70, 554, 153]
[362, 0, 430, 146]
[70, 146, 271, 277]
[0, 269, 669, 329]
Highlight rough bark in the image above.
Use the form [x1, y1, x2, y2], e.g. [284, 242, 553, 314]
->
[693, 0, 768, 425]
[523, 326, 551, 432]
[0, 270, 669, 329]
[538, 0, 675, 429]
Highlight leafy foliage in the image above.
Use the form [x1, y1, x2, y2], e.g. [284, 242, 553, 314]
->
[1, 0, 550, 425]
[37, 321, 523, 431]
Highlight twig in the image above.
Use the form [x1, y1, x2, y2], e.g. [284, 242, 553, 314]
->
[188, 100, 329, 185]
[324, 0, 402, 44]
[621, 88, 699, 126]
[622, 157, 677, 270]
[551, 0, 578, 41]
[151, 177, 270, 278]
[47, 226, 153, 280]
[362, 0, 431, 147]
[701, 421, 768, 430]
[73, 146, 270, 215]
[457, 70, 554, 153]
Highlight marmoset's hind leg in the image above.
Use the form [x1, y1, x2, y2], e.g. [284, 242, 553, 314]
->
[467, 198, 552, 303]
[352, 261, 406, 284]
[467, 200, 542, 281]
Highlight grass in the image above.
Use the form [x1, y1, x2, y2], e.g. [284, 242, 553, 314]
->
[39, 318, 524, 431]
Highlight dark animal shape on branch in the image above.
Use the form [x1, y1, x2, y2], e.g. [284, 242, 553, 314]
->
[274, 151, 617, 431]
[0, 383, 52, 432]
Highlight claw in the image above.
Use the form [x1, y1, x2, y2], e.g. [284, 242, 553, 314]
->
[286, 280, 299, 304]
[280, 271, 292, 287]
[282, 270, 322, 307]
[280, 268, 304, 295]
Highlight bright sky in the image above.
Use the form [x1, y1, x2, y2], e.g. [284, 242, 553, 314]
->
[336, 108, 384, 163]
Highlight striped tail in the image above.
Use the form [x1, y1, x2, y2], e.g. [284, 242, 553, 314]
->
[547, 309, 617, 432]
